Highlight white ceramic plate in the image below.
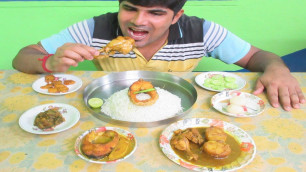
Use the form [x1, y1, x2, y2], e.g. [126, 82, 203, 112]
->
[160, 118, 256, 172]
[195, 72, 246, 92]
[75, 127, 137, 164]
[32, 74, 82, 95]
[19, 103, 80, 134]
[211, 91, 265, 117]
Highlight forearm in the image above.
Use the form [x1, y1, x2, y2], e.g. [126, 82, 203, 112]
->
[13, 44, 49, 74]
[245, 50, 289, 73]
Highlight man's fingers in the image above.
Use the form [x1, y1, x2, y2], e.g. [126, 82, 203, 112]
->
[60, 57, 79, 67]
[296, 87, 306, 104]
[76, 44, 97, 60]
[278, 87, 292, 111]
[265, 84, 280, 108]
[62, 49, 84, 62]
[84, 45, 100, 57]
[48, 56, 77, 72]
[51, 43, 98, 73]
[59, 43, 97, 61]
[253, 80, 265, 95]
[288, 88, 301, 109]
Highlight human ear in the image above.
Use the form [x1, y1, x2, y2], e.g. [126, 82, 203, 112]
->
[171, 9, 184, 24]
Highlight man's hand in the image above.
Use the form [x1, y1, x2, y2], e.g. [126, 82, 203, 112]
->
[235, 46, 305, 111]
[253, 68, 305, 111]
[46, 43, 99, 73]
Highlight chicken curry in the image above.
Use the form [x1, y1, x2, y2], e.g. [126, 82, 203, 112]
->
[170, 127, 241, 167]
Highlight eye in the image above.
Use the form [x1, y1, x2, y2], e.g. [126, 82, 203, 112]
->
[122, 4, 137, 11]
[150, 12, 164, 16]
[149, 10, 167, 16]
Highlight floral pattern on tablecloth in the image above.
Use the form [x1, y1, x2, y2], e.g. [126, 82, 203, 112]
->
[0, 70, 305, 172]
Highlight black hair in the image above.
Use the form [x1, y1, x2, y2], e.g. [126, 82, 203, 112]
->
[119, 0, 187, 14]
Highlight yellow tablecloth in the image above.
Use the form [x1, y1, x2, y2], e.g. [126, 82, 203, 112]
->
[0, 70, 305, 172]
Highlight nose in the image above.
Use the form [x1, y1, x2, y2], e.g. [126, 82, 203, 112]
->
[131, 11, 147, 26]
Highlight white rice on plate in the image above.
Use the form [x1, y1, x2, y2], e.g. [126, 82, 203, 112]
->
[101, 87, 183, 122]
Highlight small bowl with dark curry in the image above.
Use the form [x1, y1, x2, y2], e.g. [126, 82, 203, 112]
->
[75, 127, 137, 164]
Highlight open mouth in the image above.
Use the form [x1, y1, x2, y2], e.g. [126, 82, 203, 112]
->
[128, 27, 148, 41]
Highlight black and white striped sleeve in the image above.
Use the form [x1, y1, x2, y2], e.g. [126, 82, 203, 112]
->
[67, 19, 93, 46]
[203, 21, 228, 53]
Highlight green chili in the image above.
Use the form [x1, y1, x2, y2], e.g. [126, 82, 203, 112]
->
[134, 88, 156, 94]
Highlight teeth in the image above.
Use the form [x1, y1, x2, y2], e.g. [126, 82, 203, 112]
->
[128, 29, 147, 40]
[131, 32, 146, 39]
[130, 28, 146, 32]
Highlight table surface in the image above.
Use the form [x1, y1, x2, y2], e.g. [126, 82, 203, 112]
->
[0, 70, 305, 172]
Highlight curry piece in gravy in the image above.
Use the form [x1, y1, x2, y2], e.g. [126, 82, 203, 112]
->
[170, 126, 241, 167]
[203, 141, 231, 158]
[171, 128, 205, 160]
[81, 130, 136, 161]
[205, 126, 227, 142]
[203, 126, 231, 158]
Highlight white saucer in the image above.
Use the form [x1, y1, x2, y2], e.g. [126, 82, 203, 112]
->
[32, 74, 82, 95]
[211, 91, 265, 117]
[19, 103, 80, 134]
[195, 72, 246, 92]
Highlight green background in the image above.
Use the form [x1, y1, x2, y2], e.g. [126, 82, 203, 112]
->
[1, 0, 305, 71]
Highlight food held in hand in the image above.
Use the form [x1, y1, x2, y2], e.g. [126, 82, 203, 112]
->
[203, 74, 238, 91]
[81, 129, 136, 161]
[34, 108, 65, 130]
[40, 74, 75, 93]
[128, 79, 159, 106]
[96, 36, 135, 58]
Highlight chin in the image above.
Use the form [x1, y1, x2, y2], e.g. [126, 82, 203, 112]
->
[134, 41, 147, 48]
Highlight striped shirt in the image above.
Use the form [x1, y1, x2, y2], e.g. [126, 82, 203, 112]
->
[41, 13, 250, 71]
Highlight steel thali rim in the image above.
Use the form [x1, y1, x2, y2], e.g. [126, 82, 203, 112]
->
[83, 71, 197, 127]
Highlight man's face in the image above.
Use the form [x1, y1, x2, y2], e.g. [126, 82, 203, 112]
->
[118, 1, 182, 48]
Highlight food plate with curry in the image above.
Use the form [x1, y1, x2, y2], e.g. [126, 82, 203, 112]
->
[74, 127, 137, 164]
[32, 74, 82, 95]
[18, 103, 80, 134]
[159, 118, 256, 171]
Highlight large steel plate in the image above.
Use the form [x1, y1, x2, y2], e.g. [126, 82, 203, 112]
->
[83, 71, 197, 127]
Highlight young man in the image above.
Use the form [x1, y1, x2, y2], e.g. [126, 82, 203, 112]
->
[13, 0, 305, 111]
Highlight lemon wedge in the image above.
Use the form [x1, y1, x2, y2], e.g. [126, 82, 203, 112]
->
[88, 98, 103, 108]
[108, 137, 131, 161]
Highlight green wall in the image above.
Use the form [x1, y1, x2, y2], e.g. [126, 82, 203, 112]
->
[1, 0, 305, 71]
